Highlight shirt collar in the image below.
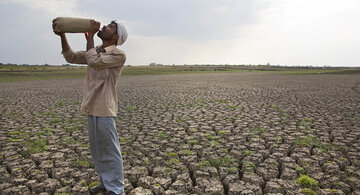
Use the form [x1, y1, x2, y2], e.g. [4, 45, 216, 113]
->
[103, 45, 116, 53]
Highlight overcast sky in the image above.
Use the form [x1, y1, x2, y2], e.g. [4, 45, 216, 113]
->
[0, 0, 359, 66]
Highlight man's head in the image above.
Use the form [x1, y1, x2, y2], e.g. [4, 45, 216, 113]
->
[97, 20, 127, 46]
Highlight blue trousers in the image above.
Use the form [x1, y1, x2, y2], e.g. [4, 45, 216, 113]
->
[87, 115, 124, 194]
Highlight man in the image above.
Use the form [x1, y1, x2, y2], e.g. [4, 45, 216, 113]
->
[53, 19, 128, 195]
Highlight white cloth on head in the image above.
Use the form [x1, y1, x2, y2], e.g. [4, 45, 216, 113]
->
[115, 21, 128, 46]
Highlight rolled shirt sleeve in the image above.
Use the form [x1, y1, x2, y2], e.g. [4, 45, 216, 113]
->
[61, 49, 87, 64]
[85, 48, 126, 68]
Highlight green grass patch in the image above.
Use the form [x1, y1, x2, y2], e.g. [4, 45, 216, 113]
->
[42, 111, 56, 117]
[69, 118, 86, 123]
[294, 135, 333, 153]
[7, 138, 24, 142]
[189, 128, 197, 132]
[0, 68, 86, 82]
[121, 65, 253, 76]
[61, 137, 77, 145]
[296, 166, 306, 174]
[208, 157, 237, 169]
[188, 140, 197, 146]
[88, 181, 99, 189]
[199, 160, 211, 168]
[216, 99, 231, 103]
[58, 176, 69, 185]
[197, 99, 205, 103]
[43, 127, 55, 134]
[167, 152, 179, 158]
[157, 132, 167, 139]
[27, 138, 48, 153]
[227, 167, 238, 174]
[49, 117, 63, 125]
[66, 125, 79, 134]
[229, 105, 243, 109]
[176, 118, 184, 122]
[299, 118, 312, 126]
[8, 131, 21, 136]
[57, 100, 65, 107]
[205, 134, 219, 140]
[210, 140, 220, 146]
[244, 161, 257, 172]
[7, 112, 20, 117]
[294, 136, 318, 147]
[21, 138, 48, 157]
[125, 106, 136, 112]
[166, 158, 180, 168]
[72, 158, 94, 168]
[218, 131, 226, 135]
[1, 65, 360, 82]
[243, 150, 251, 156]
[251, 126, 267, 134]
[296, 174, 319, 189]
[299, 188, 316, 195]
[183, 149, 195, 156]
[81, 144, 89, 147]
[351, 115, 360, 126]
[271, 105, 279, 109]
[119, 137, 130, 143]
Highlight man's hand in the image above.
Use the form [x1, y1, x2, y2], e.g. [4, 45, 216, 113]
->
[52, 19, 69, 52]
[54, 30, 65, 37]
[52, 19, 64, 36]
[88, 19, 100, 36]
[87, 20, 100, 51]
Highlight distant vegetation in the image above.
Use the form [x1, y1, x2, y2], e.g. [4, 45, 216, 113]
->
[0, 63, 359, 82]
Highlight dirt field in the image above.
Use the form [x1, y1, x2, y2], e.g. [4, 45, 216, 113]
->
[0, 72, 359, 194]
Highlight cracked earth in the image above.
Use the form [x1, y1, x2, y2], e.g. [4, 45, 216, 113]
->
[0, 73, 359, 194]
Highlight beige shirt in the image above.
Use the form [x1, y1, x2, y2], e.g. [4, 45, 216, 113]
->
[62, 45, 126, 117]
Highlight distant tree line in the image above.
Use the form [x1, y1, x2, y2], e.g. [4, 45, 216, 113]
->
[0, 62, 351, 69]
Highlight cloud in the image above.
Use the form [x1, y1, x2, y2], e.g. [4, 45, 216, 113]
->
[1, 0, 109, 23]
[0, 0, 94, 65]
[76, 0, 273, 41]
[267, 0, 360, 66]
[2, 0, 80, 16]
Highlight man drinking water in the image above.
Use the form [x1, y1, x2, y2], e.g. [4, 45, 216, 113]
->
[53, 19, 128, 195]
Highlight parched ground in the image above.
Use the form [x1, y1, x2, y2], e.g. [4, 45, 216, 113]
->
[0, 73, 359, 195]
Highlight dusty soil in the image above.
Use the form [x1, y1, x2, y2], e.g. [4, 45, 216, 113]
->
[0, 73, 359, 194]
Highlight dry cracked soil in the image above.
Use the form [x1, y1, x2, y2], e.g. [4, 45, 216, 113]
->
[0, 72, 359, 195]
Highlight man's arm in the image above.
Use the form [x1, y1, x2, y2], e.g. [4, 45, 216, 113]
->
[59, 33, 87, 64]
[52, 20, 70, 53]
[85, 49, 126, 68]
[53, 22, 87, 64]
[59, 33, 70, 53]
[87, 20, 100, 51]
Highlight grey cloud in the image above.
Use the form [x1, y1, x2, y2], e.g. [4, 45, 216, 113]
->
[0, 2, 86, 65]
[77, 0, 271, 40]
[1, 0, 359, 66]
